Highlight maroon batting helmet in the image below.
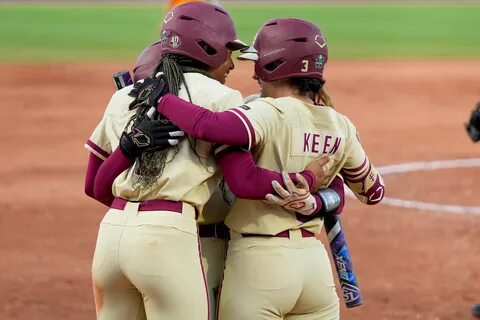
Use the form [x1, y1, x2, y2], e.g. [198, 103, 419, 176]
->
[133, 40, 163, 82]
[159, 2, 247, 68]
[239, 18, 328, 82]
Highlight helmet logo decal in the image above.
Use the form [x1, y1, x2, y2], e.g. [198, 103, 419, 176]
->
[315, 35, 327, 48]
[315, 55, 325, 69]
[170, 35, 181, 48]
[164, 11, 174, 24]
[161, 30, 168, 44]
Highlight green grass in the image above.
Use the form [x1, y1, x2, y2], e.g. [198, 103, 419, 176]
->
[1, 3, 479, 61]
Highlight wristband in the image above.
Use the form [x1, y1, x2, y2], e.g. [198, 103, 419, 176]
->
[317, 188, 341, 213]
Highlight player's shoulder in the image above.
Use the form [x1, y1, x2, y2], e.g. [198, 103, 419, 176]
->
[105, 85, 135, 114]
[335, 112, 356, 128]
[246, 97, 284, 112]
[272, 97, 305, 111]
[229, 97, 285, 123]
[184, 73, 240, 97]
[248, 96, 309, 117]
[328, 110, 358, 137]
[184, 73, 244, 110]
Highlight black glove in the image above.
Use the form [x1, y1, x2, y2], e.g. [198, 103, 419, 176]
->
[128, 75, 169, 110]
[466, 102, 480, 142]
[119, 117, 184, 159]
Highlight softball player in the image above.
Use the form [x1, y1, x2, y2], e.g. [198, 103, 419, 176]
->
[84, 3, 249, 319]
[85, 4, 336, 319]
[94, 39, 339, 320]
[143, 18, 385, 319]
[88, 38, 235, 320]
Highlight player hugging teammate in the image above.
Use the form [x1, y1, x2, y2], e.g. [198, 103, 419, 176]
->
[84, 2, 385, 320]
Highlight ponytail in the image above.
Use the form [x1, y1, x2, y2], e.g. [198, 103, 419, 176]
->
[316, 86, 334, 108]
[288, 77, 335, 108]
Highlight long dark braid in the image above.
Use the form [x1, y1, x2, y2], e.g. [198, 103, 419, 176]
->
[126, 54, 213, 188]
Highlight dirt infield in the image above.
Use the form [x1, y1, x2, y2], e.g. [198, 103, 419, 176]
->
[1, 60, 479, 319]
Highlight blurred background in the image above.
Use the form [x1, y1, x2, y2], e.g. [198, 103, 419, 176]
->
[0, 1, 479, 319]
[1, 0, 479, 60]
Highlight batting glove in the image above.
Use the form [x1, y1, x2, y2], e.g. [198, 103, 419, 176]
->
[264, 171, 318, 216]
[128, 75, 169, 111]
[119, 117, 184, 159]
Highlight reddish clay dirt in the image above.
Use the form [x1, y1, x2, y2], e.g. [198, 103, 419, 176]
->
[1, 60, 479, 320]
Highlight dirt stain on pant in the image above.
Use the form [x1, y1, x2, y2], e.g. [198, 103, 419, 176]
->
[92, 278, 104, 315]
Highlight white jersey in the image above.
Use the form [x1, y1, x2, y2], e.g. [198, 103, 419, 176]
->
[85, 73, 244, 216]
[223, 96, 382, 235]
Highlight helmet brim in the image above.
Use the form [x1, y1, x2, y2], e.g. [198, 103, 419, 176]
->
[237, 46, 259, 61]
[227, 39, 249, 51]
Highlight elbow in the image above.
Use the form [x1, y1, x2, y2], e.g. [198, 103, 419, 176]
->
[85, 183, 111, 207]
[84, 175, 96, 199]
[85, 185, 95, 200]
[224, 174, 262, 199]
[194, 128, 210, 142]
[93, 186, 107, 204]
[193, 121, 217, 142]
[365, 185, 385, 205]
[93, 188, 113, 207]
[226, 180, 250, 199]
[92, 188, 102, 202]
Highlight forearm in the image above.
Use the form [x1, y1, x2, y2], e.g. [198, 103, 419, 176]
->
[217, 147, 316, 199]
[157, 93, 251, 146]
[358, 174, 385, 205]
[93, 148, 134, 206]
[85, 153, 109, 206]
[342, 164, 385, 205]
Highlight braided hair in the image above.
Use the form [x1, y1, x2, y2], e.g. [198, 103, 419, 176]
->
[126, 54, 212, 188]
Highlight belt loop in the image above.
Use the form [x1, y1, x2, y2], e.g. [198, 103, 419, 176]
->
[229, 230, 242, 240]
[181, 202, 196, 220]
[123, 201, 140, 224]
[125, 201, 140, 217]
[289, 229, 302, 240]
